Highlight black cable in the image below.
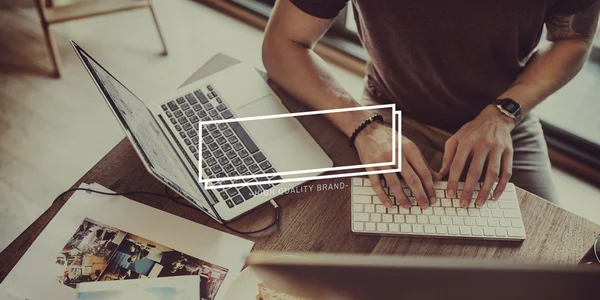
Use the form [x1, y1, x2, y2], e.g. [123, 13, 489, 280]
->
[53, 187, 280, 234]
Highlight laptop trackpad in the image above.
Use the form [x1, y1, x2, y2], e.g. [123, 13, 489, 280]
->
[236, 95, 301, 148]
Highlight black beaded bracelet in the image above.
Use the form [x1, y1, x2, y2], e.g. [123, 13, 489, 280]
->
[349, 114, 384, 148]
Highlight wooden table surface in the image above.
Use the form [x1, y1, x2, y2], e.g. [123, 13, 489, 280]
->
[2, 55, 599, 282]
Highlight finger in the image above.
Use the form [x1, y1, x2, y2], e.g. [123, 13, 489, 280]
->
[461, 149, 488, 208]
[408, 151, 438, 205]
[439, 137, 457, 176]
[446, 144, 470, 198]
[367, 171, 393, 208]
[400, 162, 429, 209]
[493, 148, 513, 199]
[477, 149, 502, 207]
[383, 170, 405, 209]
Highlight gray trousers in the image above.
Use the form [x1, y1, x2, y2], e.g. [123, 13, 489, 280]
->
[359, 92, 558, 202]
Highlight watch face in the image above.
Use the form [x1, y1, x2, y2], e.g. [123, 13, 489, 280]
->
[501, 99, 520, 114]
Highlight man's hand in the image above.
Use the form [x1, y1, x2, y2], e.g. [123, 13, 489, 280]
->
[354, 122, 442, 209]
[439, 105, 516, 208]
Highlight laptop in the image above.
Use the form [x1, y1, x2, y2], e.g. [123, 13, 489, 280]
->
[247, 252, 600, 300]
[71, 41, 333, 222]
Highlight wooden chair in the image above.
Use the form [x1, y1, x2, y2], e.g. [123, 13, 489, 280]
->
[33, 0, 168, 77]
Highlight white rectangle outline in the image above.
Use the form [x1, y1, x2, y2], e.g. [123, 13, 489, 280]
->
[197, 104, 397, 184]
[200, 110, 402, 190]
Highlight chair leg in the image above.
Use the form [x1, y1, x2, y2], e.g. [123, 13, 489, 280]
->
[42, 24, 62, 77]
[148, 2, 168, 56]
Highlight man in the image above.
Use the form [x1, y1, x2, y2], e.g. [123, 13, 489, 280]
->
[262, 0, 599, 209]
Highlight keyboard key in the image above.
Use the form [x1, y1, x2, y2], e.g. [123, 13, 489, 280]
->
[452, 217, 464, 225]
[211, 91, 218, 98]
[232, 195, 244, 205]
[429, 216, 441, 224]
[176, 97, 186, 104]
[161, 104, 168, 111]
[433, 207, 444, 215]
[441, 198, 452, 207]
[389, 223, 400, 232]
[511, 219, 523, 228]
[436, 225, 448, 234]
[226, 150, 237, 159]
[468, 208, 480, 217]
[230, 122, 260, 154]
[354, 213, 369, 222]
[500, 219, 511, 228]
[353, 222, 364, 231]
[209, 110, 218, 117]
[365, 223, 376, 232]
[460, 227, 471, 235]
[448, 226, 460, 235]
[425, 225, 436, 234]
[411, 207, 422, 215]
[239, 187, 253, 200]
[353, 204, 363, 212]
[376, 205, 386, 214]
[488, 219, 499, 227]
[484, 228, 495, 236]
[457, 208, 469, 216]
[492, 210, 503, 218]
[208, 92, 214, 99]
[238, 149, 249, 158]
[249, 164, 260, 173]
[170, 118, 177, 124]
[182, 103, 191, 111]
[406, 215, 417, 224]
[441, 216, 452, 225]
[398, 207, 410, 214]
[435, 190, 445, 198]
[371, 213, 381, 222]
[353, 186, 376, 195]
[364, 204, 375, 213]
[388, 206, 399, 214]
[259, 161, 272, 170]
[226, 200, 234, 208]
[216, 104, 227, 111]
[400, 224, 411, 233]
[472, 227, 483, 236]
[377, 223, 388, 232]
[452, 199, 461, 207]
[417, 215, 428, 224]
[476, 218, 487, 226]
[464, 217, 475, 226]
[174, 110, 183, 118]
[413, 224, 424, 233]
[422, 207, 433, 215]
[445, 207, 456, 216]
[222, 110, 234, 119]
[504, 210, 521, 219]
[507, 228, 525, 238]
[352, 178, 363, 186]
[394, 215, 404, 223]
[495, 228, 507, 237]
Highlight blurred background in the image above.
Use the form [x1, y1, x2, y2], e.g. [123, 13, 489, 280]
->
[1, 0, 599, 252]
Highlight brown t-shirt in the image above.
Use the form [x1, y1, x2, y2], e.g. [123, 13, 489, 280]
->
[290, 0, 597, 128]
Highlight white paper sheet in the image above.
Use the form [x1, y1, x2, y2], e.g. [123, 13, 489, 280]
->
[0, 183, 254, 300]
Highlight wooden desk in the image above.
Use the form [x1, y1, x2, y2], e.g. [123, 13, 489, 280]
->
[2, 55, 599, 282]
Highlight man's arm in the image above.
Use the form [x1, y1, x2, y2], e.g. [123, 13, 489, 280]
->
[263, 0, 441, 209]
[441, 2, 599, 207]
[498, 1, 600, 114]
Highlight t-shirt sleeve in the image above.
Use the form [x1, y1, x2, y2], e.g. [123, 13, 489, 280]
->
[549, 0, 598, 15]
[289, 0, 349, 19]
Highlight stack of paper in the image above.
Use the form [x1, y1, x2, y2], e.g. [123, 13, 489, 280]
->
[0, 183, 254, 300]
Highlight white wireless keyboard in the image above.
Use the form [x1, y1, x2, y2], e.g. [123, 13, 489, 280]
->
[350, 177, 526, 241]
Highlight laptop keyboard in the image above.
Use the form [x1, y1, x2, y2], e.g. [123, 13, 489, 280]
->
[161, 84, 281, 209]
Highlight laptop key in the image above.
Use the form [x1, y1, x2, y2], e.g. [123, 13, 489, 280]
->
[239, 149, 249, 158]
[222, 144, 232, 152]
[253, 152, 266, 163]
[209, 110, 219, 117]
[207, 124, 217, 131]
[198, 110, 207, 118]
[208, 143, 218, 151]
[194, 90, 209, 104]
[189, 146, 197, 153]
[185, 94, 198, 105]
[216, 137, 227, 145]
[216, 104, 227, 111]
[218, 123, 228, 130]
[214, 149, 224, 158]
[206, 157, 217, 166]
[231, 157, 242, 166]
[202, 151, 211, 159]
[202, 116, 211, 122]
[211, 91, 217, 97]
[208, 92, 214, 99]
[249, 184, 262, 195]
[185, 109, 194, 117]
[243, 157, 254, 165]
[224, 164, 235, 173]
[168, 100, 179, 110]
[194, 152, 199, 160]
[166, 111, 172, 117]
[193, 138, 199, 145]
[183, 123, 192, 131]
[239, 187, 253, 200]
[221, 110, 233, 119]
[170, 118, 177, 124]
[161, 104, 168, 111]
[176, 97, 186, 104]
[175, 125, 182, 131]
[177, 116, 188, 124]
[214, 116, 223, 120]
[232, 195, 244, 205]
[184, 138, 191, 146]
[220, 191, 229, 200]
[260, 161, 272, 170]
[211, 165, 223, 173]
[226, 200, 234, 208]
[193, 104, 203, 111]
[218, 157, 228, 165]
[174, 110, 183, 118]
[229, 122, 259, 154]
[226, 150, 237, 159]
[189, 115, 199, 123]
[179, 132, 186, 138]
[181, 103, 190, 111]
[211, 130, 222, 138]
[204, 136, 214, 144]
[216, 97, 222, 103]
[228, 136, 238, 144]
[187, 130, 198, 137]
[223, 129, 233, 137]
[207, 85, 213, 91]
[237, 165, 248, 174]
[249, 164, 260, 173]
[233, 143, 243, 151]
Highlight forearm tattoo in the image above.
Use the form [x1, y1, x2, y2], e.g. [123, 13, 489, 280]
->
[546, 1, 600, 41]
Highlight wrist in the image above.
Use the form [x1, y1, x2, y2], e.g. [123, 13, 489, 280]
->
[483, 105, 517, 130]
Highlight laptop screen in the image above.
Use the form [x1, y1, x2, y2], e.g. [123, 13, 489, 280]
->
[74, 44, 219, 221]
